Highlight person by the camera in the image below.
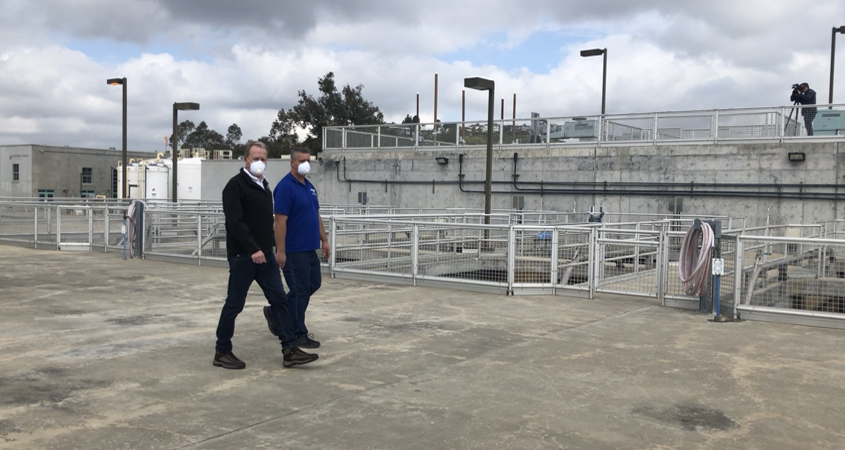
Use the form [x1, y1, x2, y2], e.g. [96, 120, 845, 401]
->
[790, 82, 817, 136]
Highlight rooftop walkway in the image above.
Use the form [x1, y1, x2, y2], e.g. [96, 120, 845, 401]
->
[1, 245, 843, 449]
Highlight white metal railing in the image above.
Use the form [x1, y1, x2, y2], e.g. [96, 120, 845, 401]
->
[4, 199, 845, 330]
[324, 104, 845, 151]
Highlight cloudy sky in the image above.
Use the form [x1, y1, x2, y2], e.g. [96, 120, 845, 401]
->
[1, 0, 843, 151]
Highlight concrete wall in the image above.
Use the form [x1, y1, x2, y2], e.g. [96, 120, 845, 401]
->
[309, 141, 845, 227]
[0, 145, 157, 198]
[0, 145, 33, 197]
[201, 159, 296, 201]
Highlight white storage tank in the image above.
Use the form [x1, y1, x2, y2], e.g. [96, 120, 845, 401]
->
[144, 162, 170, 201]
[177, 157, 203, 200]
[125, 162, 143, 199]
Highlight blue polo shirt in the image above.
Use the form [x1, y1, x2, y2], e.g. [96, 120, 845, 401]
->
[273, 173, 321, 253]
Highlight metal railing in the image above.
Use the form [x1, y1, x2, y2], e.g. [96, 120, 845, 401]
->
[4, 199, 845, 330]
[324, 104, 845, 151]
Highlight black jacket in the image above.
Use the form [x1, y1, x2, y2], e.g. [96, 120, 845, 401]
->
[222, 168, 275, 258]
[791, 88, 817, 116]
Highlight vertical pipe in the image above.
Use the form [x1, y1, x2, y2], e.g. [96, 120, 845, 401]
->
[197, 213, 203, 264]
[434, 73, 438, 124]
[601, 49, 607, 116]
[485, 86, 495, 226]
[416, 92, 419, 118]
[830, 27, 838, 107]
[172, 105, 178, 203]
[122, 78, 128, 199]
[461, 90, 466, 140]
[512, 93, 516, 143]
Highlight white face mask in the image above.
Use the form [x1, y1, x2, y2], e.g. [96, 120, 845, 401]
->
[249, 160, 266, 177]
[297, 161, 311, 176]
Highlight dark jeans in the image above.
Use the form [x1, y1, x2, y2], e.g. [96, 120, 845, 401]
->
[279, 250, 322, 337]
[215, 253, 297, 352]
[803, 112, 816, 136]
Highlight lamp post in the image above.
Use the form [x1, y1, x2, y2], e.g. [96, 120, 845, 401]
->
[106, 77, 127, 198]
[580, 48, 608, 115]
[464, 77, 495, 227]
[830, 26, 845, 107]
[172, 102, 200, 203]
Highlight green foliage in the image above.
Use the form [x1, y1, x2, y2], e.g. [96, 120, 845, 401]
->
[271, 72, 385, 154]
[184, 121, 227, 150]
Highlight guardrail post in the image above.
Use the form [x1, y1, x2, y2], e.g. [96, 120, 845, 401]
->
[330, 217, 337, 277]
[56, 207, 62, 250]
[597, 115, 604, 146]
[588, 227, 597, 299]
[412, 224, 419, 286]
[652, 113, 659, 144]
[342, 128, 347, 149]
[377, 126, 381, 149]
[550, 228, 559, 288]
[88, 207, 93, 249]
[507, 225, 516, 295]
[657, 224, 667, 304]
[34, 206, 38, 249]
[104, 206, 109, 252]
[197, 213, 203, 265]
[545, 120, 550, 148]
[733, 238, 744, 319]
[712, 110, 719, 142]
[415, 124, 420, 151]
[778, 107, 785, 142]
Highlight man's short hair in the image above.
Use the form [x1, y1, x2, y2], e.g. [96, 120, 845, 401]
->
[800, 83, 809, 89]
[291, 148, 310, 157]
[245, 140, 267, 157]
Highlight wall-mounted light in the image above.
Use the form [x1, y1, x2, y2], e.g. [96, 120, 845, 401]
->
[788, 152, 806, 162]
[435, 156, 449, 165]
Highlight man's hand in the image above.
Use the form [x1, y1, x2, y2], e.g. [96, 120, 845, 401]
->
[322, 240, 331, 260]
[251, 250, 266, 264]
[276, 251, 286, 270]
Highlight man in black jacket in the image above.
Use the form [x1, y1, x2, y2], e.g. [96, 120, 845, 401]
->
[214, 141, 318, 369]
[790, 82, 817, 136]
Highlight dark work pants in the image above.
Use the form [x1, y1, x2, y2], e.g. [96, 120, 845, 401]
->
[280, 250, 322, 337]
[803, 112, 816, 136]
[215, 253, 297, 353]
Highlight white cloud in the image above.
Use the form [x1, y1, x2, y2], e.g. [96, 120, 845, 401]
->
[0, 0, 844, 150]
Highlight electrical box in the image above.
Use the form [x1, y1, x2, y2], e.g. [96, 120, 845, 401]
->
[512, 195, 525, 210]
[563, 120, 597, 139]
[813, 111, 845, 136]
[669, 198, 684, 214]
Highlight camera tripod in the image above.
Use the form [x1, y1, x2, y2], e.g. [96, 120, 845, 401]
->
[784, 99, 801, 136]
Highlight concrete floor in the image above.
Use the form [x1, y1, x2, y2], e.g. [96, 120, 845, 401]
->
[1, 245, 844, 450]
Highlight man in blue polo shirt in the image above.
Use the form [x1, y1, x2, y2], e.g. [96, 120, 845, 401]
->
[265, 148, 329, 348]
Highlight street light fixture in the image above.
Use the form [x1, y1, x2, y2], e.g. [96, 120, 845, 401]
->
[580, 48, 608, 115]
[464, 77, 495, 227]
[106, 77, 127, 198]
[172, 102, 200, 203]
[830, 26, 845, 107]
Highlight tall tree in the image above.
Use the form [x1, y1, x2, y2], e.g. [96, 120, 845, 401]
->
[259, 108, 300, 158]
[169, 120, 196, 148]
[272, 72, 384, 154]
[184, 121, 227, 150]
[226, 123, 245, 157]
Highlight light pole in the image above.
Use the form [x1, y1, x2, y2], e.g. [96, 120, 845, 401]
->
[580, 48, 608, 115]
[464, 77, 495, 227]
[830, 26, 845, 107]
[107, 77, 127, 198]
[172, 102, 200, 203]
